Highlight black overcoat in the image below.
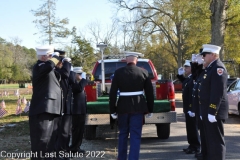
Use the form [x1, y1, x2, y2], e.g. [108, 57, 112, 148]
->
[198, 59, 229, 119]
[109, 63, 154, 114]
[29, 60, 62, 116]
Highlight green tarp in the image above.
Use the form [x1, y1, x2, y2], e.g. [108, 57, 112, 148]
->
[87, 99, 171, 114]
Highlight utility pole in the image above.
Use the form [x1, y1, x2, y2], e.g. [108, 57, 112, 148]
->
[96, 42, 107, 93]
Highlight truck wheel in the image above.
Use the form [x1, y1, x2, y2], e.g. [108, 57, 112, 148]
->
[84, 125, 97, 140]
[156, 123, 170, 139]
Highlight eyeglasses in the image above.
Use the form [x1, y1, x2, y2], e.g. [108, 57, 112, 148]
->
[202, 52, 211, 57]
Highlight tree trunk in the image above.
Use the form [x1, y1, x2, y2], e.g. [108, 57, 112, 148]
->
[210, 0, 227, 60]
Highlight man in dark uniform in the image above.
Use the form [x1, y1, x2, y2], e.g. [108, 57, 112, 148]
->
[198, 44, 228, 160]
[190, 50, 207, 160]
[69, 67, 88, 154]
[177, 60, 200, 154]
[29, 45, 62, 159]
[109, 51, 154, 160]
[54, 49, 73, 159]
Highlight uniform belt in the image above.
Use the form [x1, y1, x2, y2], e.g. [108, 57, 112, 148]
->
[119, 91, 144, 96]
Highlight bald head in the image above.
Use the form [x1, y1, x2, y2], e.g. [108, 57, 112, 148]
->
[126, 56, 138, 64]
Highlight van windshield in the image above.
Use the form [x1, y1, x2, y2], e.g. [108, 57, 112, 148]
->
[94, 61, 154, 80]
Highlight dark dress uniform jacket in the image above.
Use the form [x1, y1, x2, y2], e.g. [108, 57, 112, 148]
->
[29, 60, 62, 116]
[72, 74, 88, 114]
[177, 74, 193, 113]
[55, 62, 71, 114]
[109, 63, 154, 114]
[198, 59, 229, 119]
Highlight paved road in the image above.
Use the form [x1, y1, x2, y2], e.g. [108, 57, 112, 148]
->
[76, 94, 240, 160]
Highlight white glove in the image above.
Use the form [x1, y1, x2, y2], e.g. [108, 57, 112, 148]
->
[200, 116, 202, 120]
[52, 52, 60, 57]
[196, 54, 204, 64]
[81, 72, 86, 79]
[62, 57, 71, 63]
[188, 111, 195, 117]
[145, 113, 153, 118]
[191, 54, 197, 62]
[111, 113, 117, 119]
[70, 66, 73, 71]
[178, 67, 185, 75]
[208, 114, 217, 123]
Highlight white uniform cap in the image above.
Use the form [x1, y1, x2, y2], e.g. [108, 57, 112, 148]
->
[73, 67, 83, 74]
[201, 44, 221, 54]
[124, 51, 144, 58]
[36, 45, 54, 55]
[183, 60, 191, 67]
[53, 52, 60, 56]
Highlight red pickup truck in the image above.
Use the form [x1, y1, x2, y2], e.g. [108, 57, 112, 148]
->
[84, 55, 177, 140]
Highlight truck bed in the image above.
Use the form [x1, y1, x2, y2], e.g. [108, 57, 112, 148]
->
[87, 96, 171, 114]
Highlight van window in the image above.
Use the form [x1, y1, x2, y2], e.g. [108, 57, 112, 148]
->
[94, 61, 154, 80]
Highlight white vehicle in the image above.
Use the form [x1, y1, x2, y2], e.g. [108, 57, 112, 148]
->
[227, 78, 240, 115]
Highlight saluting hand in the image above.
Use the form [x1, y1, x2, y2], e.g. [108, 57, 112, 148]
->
[178, 67, 185, 75]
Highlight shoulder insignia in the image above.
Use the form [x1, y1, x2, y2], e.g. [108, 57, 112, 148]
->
[38, 63, 45, 66]
[217, 68, 224, 76]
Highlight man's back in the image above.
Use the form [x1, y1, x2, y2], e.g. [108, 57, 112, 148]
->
[109, 63, 154, 114]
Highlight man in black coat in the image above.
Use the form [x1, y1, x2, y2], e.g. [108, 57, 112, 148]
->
[54, 50, 73, 158]
[69, 67, 88, 153]
[29, 45, 62, 159]
[177, 60, 200, 154]
[109, 51, 154, 160]
[198, 44, 228, 160]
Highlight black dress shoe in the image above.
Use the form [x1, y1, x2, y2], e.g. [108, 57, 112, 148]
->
[185, 148, 198, 154]
[197, 157, 203, 160]
[183, 148, 189, 152]
[195, 152, 203, 158]
[78, 148, 86, 154]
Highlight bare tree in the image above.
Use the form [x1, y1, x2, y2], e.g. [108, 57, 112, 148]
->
[31, 0, 70, 44]
[110, 0, 210, 67]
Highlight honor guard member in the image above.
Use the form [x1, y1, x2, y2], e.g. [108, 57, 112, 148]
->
[54, 50, 73, 158]
[177, 60, 200, 154]
[198, 44, 228, 160]
[109, 51, 154, 160]
[54, 49, 66, 60]
[69, 67, 88, 154]
[190, 50, 207, 160]
[29, 45, 62, 159]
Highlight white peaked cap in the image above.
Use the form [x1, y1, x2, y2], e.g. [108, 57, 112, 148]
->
[53, 52, 60, 56]
[124, 51, 144, 58]
[73, 67, 83, 74]
[184, 60, 191, 66]
[201, 44, 221, 54]
[36, 45, 54, 55]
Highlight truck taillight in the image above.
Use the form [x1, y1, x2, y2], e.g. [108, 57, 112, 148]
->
[85, 83, 97, 102]
[167, 82, 176, 111]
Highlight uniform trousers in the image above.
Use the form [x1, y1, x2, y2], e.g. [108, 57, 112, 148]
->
[202, 117, 226, 160]
[198, 116, 207, 158]
[29, 113, 60, 160]
[118, 113, 144, 160]
[56, 114, 72, 154]
[70, 114, 86, 152]
[185, 113, 200, 151]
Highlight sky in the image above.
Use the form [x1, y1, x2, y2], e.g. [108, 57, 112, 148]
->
[0, 0, 116, 49]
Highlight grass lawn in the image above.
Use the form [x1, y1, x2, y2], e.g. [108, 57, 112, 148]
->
[0, 94, 32, 158]
[0, 84, 20, 89]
